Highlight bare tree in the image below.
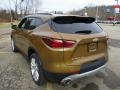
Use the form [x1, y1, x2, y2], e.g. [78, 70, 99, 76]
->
[10, 0, 42, 19]
[30, 0, 42, 13]
[20, 0, 42, 15]
[0, 9, 15, 22]
[19, 0, 24, 17]
[11, 0, 20, 19]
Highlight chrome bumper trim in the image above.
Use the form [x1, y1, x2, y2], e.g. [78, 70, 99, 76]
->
[61, 64, 106, 84]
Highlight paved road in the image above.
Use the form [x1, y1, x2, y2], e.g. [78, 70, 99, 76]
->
[0, 24, 120, 90]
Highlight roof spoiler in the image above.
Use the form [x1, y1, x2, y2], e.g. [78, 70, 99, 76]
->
[53, 16, 95, 24]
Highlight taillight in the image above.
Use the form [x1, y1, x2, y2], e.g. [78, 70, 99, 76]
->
[42, 37, 75, 48]
[63, 40, 75, 48]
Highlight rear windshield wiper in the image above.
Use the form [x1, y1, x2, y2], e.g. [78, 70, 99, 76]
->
[75, 30, 92, 34]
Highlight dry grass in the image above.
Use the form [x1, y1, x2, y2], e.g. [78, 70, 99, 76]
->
[0, 21, 20, 28]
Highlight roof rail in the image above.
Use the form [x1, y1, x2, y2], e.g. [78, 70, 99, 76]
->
[35, 13, 52, 15]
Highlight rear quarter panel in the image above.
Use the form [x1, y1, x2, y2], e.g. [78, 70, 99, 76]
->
[30, 23, 65, 73]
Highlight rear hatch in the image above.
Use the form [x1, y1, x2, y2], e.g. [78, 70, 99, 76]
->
[51, 16, 108, 65]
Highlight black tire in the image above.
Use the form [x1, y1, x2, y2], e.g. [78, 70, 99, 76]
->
[30, 53, 46, 85]
[11, 38, 18, 52]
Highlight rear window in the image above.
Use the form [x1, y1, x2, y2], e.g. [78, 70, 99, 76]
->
[51, 16, 102, 34]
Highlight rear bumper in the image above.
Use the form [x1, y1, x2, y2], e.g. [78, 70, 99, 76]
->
[44, 58, 107, 82]
[61, 63, 106, 84]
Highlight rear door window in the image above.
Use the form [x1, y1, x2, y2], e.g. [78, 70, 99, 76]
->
[24, 18, 36, 29]
[51, 16, 102, 34]
[18, 17, 43, 30]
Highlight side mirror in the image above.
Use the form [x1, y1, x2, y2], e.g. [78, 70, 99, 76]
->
[11, 25, 17, 30]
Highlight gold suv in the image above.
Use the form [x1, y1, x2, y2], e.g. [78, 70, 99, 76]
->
[11, 14, 108, 86]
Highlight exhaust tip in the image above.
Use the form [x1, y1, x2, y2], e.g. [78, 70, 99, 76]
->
[61, 78, 72, 86]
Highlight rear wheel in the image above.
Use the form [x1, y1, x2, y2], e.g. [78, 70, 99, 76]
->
[11, 39, 18, 52]
[30, 53, 45, 85]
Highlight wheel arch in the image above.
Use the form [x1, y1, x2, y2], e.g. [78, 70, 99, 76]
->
[28, 47, 36, 62]
[28, 46, 43, 67]
[11, 35, 12, 38]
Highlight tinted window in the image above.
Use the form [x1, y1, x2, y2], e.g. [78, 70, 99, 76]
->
[18, 18, 27, 28]
[18, 17, 43, 30]
[51, 16, 102, 34]
[24, 18, 35, 29]
[35, 18, 43, 27]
